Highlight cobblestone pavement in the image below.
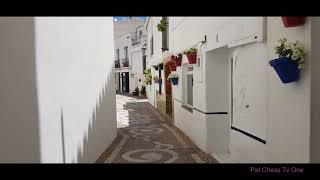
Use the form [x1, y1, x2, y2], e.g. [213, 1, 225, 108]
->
[97, 94, 217, 163]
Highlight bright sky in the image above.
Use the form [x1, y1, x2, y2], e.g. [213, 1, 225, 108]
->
[113, 16, 146, 22]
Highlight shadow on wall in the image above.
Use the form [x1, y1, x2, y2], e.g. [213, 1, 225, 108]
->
[0, 17, 41, 162]
[73, 69, 117, 163]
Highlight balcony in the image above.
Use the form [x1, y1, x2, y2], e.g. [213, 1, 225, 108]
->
[115, 60, 120, 68]
[122, 58, 129, 67]
[131, 32, 146, 46]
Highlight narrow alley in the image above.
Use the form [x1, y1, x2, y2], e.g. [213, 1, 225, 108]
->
[97, 94, 217, 163]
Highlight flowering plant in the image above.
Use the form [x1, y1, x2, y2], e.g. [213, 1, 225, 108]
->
[167, 72, 179, 80]
[183, 48, 197, 54]
[274, 38, 305, 69]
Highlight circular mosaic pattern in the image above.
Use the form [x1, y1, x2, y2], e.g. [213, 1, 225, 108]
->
[129, 127, 164, 135]
[129, 119, 151, 125]
[122, 149, 178, 163]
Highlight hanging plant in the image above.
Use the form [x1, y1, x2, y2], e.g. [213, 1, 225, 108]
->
[157, 19, 168, 32]
[167, 72, 179, 85]
[144, 68, 152, 85]
[184, 48, 197, 64]
[167, 60, 177, 71]
[172, 53, 182, 66]
[269, 38, 305, 83]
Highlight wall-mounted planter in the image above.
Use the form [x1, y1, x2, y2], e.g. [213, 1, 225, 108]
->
[157, 79, 162, 85]
[269, 57, 300, 83]
[186, 52, 197, 64]
[172, 55, 182, 66]
[281, 17, 306, 28]
[170, 78, 178, 85]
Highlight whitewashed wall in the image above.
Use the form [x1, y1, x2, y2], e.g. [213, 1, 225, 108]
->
[310, 17, 320, 163]
[266, 17, 311, 163]
[35, 17, 116, 163]
[0, 17, 117, 163]
[0, 17, 41, 163]
[168, 16, 312, 163]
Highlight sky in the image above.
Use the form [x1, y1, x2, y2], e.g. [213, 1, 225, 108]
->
[113, 16, 146, 22]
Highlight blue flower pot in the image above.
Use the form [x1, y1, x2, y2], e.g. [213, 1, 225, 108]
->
[157, 79, 162, 85]
[170, 78, 178, 85]
[269, 57, 300, 83]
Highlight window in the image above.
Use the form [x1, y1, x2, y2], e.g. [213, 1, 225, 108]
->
[150, 36, 154, 56]
[187, 74, 193, 106]
[124, 46, 128, 60]
[139, 30, 143, 38]
[182, 64, 194, 110]
[142, 55, 146, 73]
[116, 49, 120, 60]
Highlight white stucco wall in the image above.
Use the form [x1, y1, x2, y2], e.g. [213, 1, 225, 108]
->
[266, 17, 311, 163]
[0, 17, 117, 163]
[310, 17, 320, 163]
[35, 17, 116, 163]
[165, 16, 312, 163]
[0, 17, 41, 163]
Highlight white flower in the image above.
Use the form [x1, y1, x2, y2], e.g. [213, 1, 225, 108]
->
[167, 72, 178, 80]
[298, 64, 304, 69]
[291, 54, 299, 60]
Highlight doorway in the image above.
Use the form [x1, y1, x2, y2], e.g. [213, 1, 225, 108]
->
[121, 72, 129, 93]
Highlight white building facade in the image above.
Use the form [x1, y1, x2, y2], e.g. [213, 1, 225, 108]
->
[114, 18, 147, 94]
[0, 17, 117, 163]
[145, 16, 320, 163]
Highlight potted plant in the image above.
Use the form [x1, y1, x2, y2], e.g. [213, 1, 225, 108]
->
[184, 48, 197, 64]
[132, 87, 139, 96]
[269, 38, 305, 83]
[172, 53, 182, 66]
[157, 19, 168, 32]
[167, 60, 176, 71]
[167, 72, 179, 85]
[281, 17, 306, 28]
[140, 86, 146, 96]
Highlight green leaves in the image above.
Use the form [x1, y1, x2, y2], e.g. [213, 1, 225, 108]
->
[157, 19, 168, 32]
[144, 68, 152, 85]
[183, 48, 197, 54]
[274, 38, 305, 69]
[167, 72, 178, 80]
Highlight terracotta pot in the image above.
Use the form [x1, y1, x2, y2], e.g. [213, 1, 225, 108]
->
[281, 17, 306, 28]
[186, 52, 197, 64]
[173, 55, 182, 66]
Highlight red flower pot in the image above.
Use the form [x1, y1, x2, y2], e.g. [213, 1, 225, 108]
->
[173, 55, 182, 66]
[186, 52, 197, 64]
[281, 17, 306, 28]
[168, 61, 176, 71]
